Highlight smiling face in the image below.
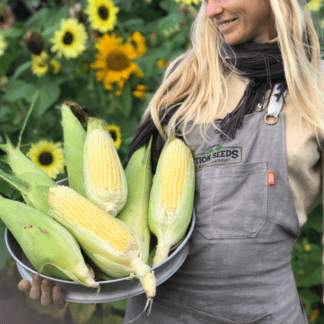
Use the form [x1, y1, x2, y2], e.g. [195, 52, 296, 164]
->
[206, 0, 277, 45]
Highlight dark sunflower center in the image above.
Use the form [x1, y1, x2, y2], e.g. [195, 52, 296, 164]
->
[107, 52, 130, 71]
[38, 152, 53, 166]
[109, 131, 117, 141]
[63, 31, 74, 45]
[98, 6, 109, 20]
[0, 16, 4, 23]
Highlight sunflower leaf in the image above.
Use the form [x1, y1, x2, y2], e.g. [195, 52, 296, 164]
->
[113, 83, 132, 117]
[26, 80, 60, 118]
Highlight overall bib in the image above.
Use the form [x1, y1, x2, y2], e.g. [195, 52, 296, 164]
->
[123, 84, 309, 324]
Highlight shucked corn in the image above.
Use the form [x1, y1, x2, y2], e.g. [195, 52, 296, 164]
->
[161, 139, 189, 212]
[83, 118, 127, 217]
[47, 185, 156, 301]
[149, 136, 195, 267]
[48, 185, 137, 253]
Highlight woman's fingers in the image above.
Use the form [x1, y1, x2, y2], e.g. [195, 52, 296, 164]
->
[41, 279, 53, 307]
[18, 275, 66, 309]
[53, 285, 66, 310]
[30, 275, 42, 300]
[18, 279, 31, 292]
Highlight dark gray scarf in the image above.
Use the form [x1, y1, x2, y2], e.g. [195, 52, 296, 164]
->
[216, 41, 288, 140]
[128, 36, 312, 172]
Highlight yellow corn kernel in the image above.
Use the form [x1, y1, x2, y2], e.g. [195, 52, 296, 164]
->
[48, 185, 137, 253]
[161, 139, 188, 212]
[87, 129, 122, 197]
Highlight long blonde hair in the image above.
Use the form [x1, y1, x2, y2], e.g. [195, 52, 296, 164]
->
[142, 0, 324, 147]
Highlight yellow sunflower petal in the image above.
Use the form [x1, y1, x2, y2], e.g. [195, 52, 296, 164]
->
[85, 0, 120, 33]
[26, 140, 66, 179]
[107, 125, 122, 148]
[50, 18, 88, 60]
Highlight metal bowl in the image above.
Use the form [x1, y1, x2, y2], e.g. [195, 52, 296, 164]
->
[4, 178, 196, 303]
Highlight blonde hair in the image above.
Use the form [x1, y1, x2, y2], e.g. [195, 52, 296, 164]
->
[142, 0, 324, 147]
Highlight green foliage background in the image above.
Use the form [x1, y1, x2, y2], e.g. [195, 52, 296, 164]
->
[0, 0, 324, 323]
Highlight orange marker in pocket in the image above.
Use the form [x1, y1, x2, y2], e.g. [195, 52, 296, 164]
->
[268, 171, 275, 185]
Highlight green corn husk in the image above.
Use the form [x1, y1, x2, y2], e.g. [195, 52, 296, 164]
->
[0, 195, 98, 288]
[60, 102, 87, 197]
[117, 135, 153, 264]
[0, 136, 58, 208]
[83, 118, 127, 216]
[148, 136, 195, 267]
[0, 169, 51, 214]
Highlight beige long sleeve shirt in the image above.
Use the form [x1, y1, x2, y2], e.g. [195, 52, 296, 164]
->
[221, 71, 322, 228]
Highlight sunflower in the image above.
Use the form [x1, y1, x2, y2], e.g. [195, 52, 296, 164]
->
[90, 33, 145, 90]
[25, 31, 44, 55]
[26, 140, 66, 179]
[49, 58, 61, 74]
[306, 0, 322, 11]
[133, 84, 147, 100]
[50, 18, 88, 59]
[174, 0, 201, 5]
[31, 51, 49, 77]
[85, 0, 119, 33]
[157, 59, 168, 69]
[310, 309, 320, 322]
[0, 34, 6, 56]
[127, 31, 147, 57]
[107, 125, 121, 149]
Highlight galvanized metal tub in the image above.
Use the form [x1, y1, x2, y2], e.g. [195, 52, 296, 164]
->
[4, 178, 196, 303]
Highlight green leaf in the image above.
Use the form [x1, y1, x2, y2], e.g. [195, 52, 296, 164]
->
[301, 204, 323, 234]
[298, 289, 322, 304]
[4, 80, 35, 102]
[0, 52, 14, 77]
[123, 18, 145, 31]
[0, 105, 12, 121]
[43, 6, 69, 37]
[11, 61, 32, 81]
[27, 81, 61, 117]
[0, 27, 23, 38]
[114, 83, 133, 117]
[157, 12, 184, 32]
[0, 219, 11, 271]
[159, 0, 181, 13]
[23, 8, 50, 30]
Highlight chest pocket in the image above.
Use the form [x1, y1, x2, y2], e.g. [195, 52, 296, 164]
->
[195, 162, 268, 239]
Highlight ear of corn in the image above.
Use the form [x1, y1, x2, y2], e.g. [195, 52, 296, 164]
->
[148, 136, 195, 267]
[47, 185, 156, 300]
[117, 135, 153, 264]
[0, 135, 58, 189]
[0, 169, 52, 214]
[83, 118, 127, 217]
[60, 102, 87, 197]
[0, 136, 58, 208]
[0, 195, 98, 288]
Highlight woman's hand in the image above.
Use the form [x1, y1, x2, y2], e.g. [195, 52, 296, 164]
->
[18, 275, 66, 309]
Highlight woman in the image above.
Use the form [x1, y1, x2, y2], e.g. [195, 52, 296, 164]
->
[19, 0, 323, 323]
[123, 0, 324, 323]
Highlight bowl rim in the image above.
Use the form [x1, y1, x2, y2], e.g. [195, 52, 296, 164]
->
[5, 177, 196, 285]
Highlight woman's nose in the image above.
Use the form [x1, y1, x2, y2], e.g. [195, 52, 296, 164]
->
[206, 2, 224, 19]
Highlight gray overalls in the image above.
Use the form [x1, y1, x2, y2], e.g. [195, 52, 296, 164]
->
[123, 84, 309, 324]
